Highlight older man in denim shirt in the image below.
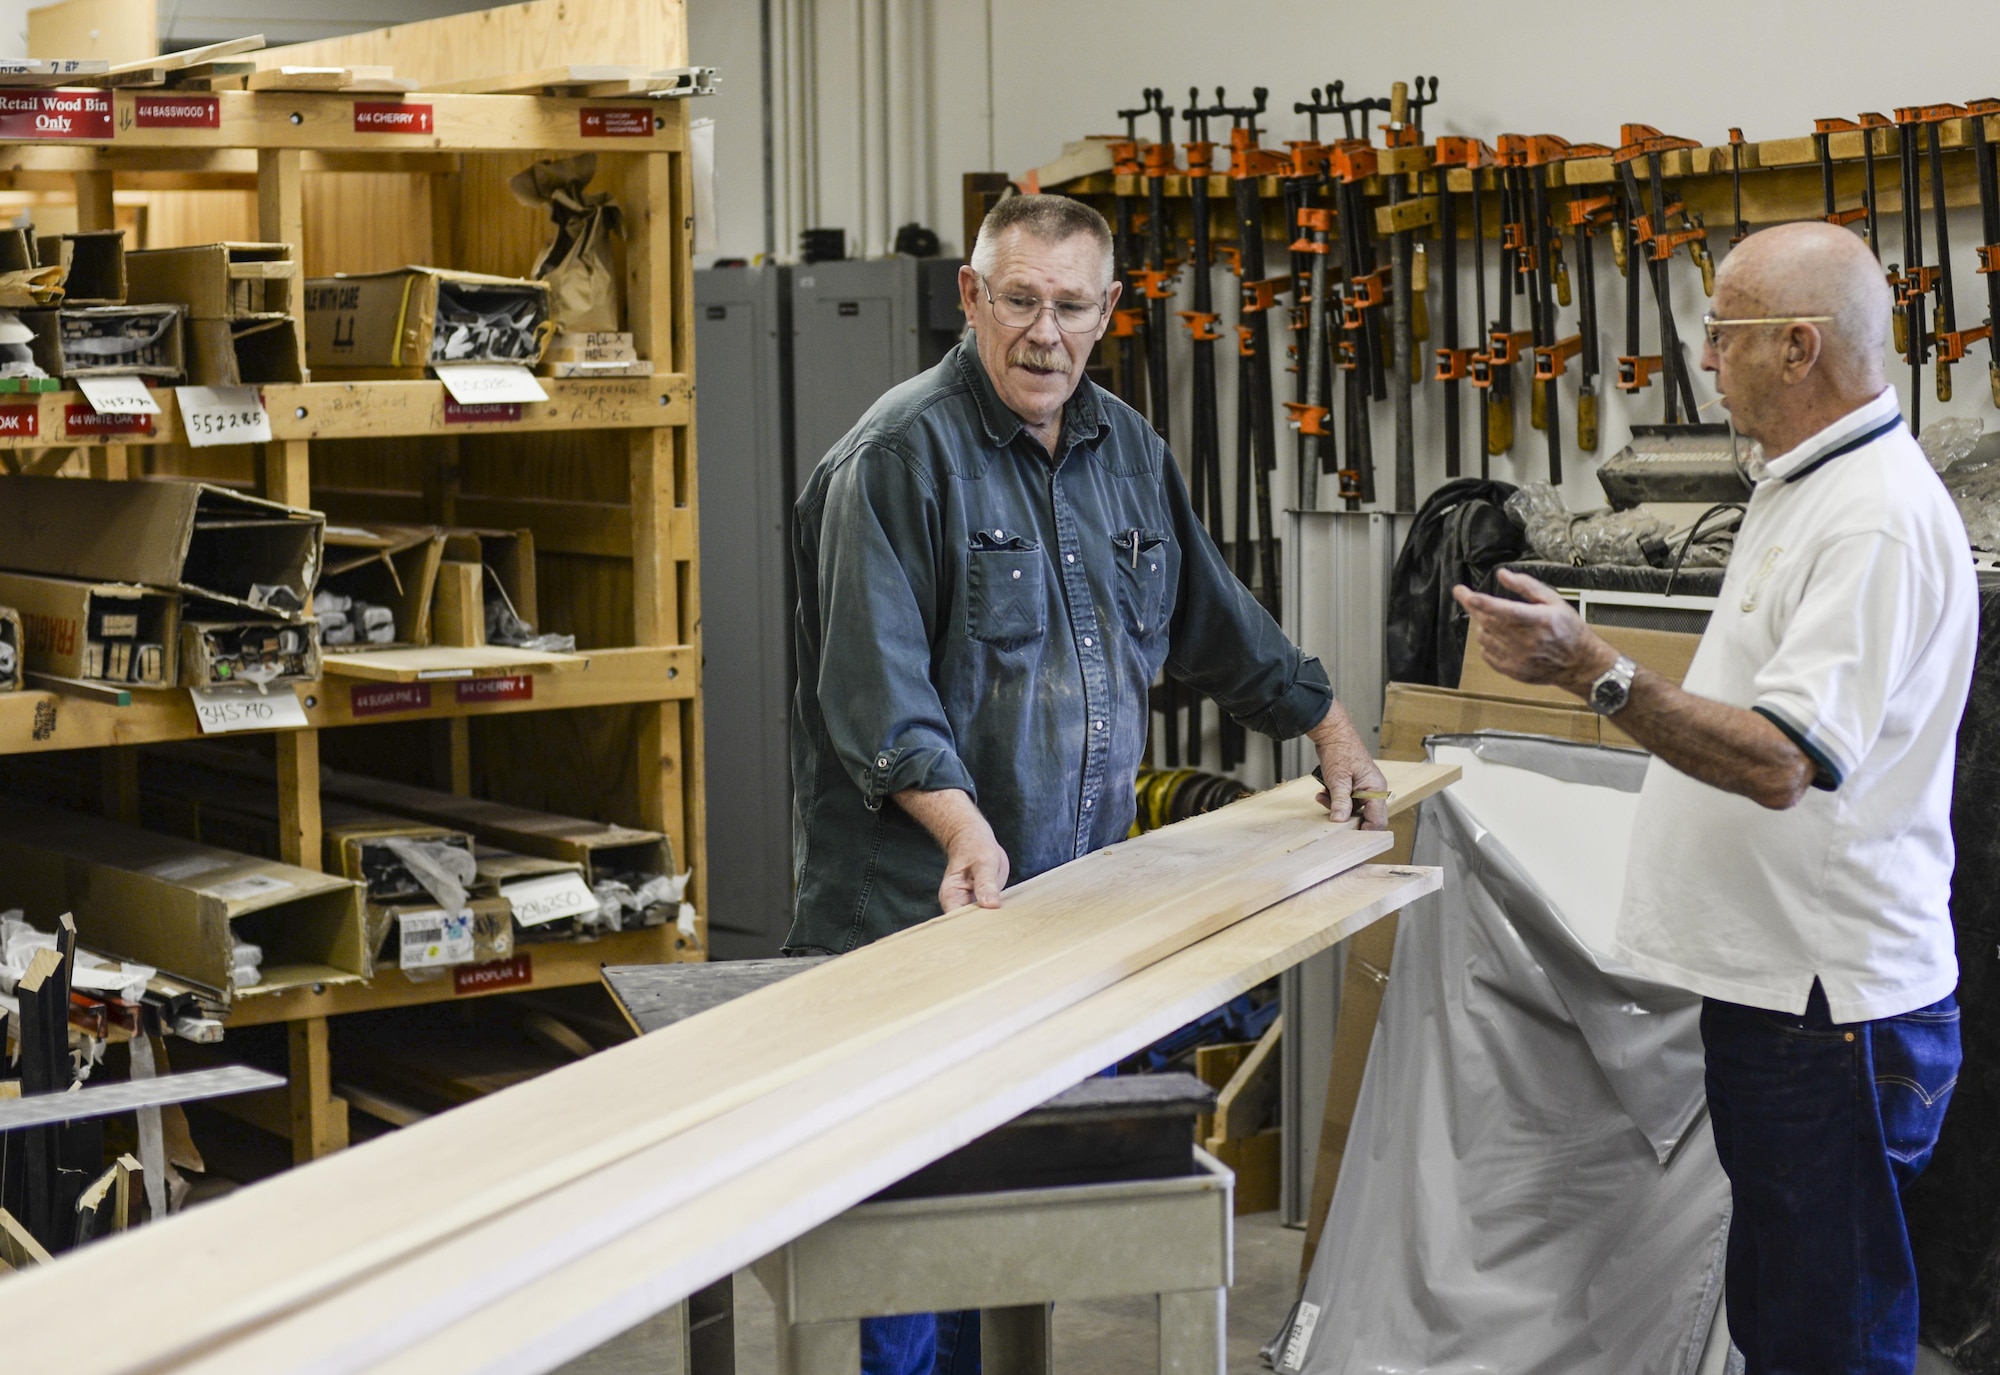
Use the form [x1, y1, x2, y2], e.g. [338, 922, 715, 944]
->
[787, 189, 1386, 1375]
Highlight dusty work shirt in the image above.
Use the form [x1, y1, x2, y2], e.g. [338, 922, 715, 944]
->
[787, 337, 1332, 952]
[1616, 389, 1977, 1022]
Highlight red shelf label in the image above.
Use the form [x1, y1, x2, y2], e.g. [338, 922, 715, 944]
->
[0, 90, 113, 140]
[350, 681, 432, 717]
[354, 102, 433, 135]
[456, 674, 533, 705]
[63, 405, 152, 437]
[455, 955, 533, 996]
[443, 397, 522, 424]
[580, 106, 654, 138]
[134, 94, 219, 129]
[0, 405, 39, 438]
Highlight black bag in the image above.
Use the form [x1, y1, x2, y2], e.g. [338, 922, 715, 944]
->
[1385, 478, 1526, 688]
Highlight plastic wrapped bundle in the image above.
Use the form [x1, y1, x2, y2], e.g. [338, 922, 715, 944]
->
[1504, 483, 1671, 567]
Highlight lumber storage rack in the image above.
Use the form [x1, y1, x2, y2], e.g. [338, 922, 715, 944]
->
[0, 83, 705, 1161]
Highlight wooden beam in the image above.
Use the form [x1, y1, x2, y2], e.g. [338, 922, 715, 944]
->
[0, 768, 1450, 1371]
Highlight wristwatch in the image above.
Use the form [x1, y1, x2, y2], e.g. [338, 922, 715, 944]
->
[1586, 654, 1638, 716]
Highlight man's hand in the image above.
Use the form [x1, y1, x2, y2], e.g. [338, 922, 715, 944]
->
[891, 786, 1011, 912]
[1307, 702, 1390, 830]
[1452, 568, 1617, 697]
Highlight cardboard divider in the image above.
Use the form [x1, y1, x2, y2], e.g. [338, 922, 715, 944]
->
[318, 523, 446, 649]
[37, 230, 125, 306]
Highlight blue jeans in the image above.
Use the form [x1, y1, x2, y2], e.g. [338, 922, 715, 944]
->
[1702, 982, 1961, 1375]
[861, 1310, 980, 1375]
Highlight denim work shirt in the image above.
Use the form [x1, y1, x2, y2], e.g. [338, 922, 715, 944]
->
[787, 337, 1333, 952]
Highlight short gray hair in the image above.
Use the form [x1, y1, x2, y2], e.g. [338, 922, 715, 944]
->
[969, 193, 1114, 288]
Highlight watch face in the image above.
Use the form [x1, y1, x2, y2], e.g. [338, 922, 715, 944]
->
[1592, 677, 1627, 713]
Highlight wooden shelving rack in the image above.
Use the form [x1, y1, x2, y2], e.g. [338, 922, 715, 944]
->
[0, 83, 704, 1161]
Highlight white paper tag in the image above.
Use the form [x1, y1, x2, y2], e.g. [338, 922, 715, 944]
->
[189, 683, 309, 735]
[433, 363, 548, 405]
[76, 374, 162, 415]
[207, 873, 294, 902]
[176, 386, 272, 446]
[1278, 1301, 1321, 1372]
[147, 854, 231, 882]
[399, 908, 475, 970]
[502, 872, 600, 928]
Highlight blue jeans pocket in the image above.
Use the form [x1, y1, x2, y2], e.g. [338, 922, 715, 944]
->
[1874, 996, 1961, 1174]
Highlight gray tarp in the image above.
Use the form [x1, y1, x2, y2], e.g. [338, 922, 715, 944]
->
[1273, 735, 1731, 1375]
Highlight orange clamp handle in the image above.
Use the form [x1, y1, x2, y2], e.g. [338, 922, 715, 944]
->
[1229, 126, 1292, 179]
[1900, 265, 1940, 300]
[1110, 139, 1142, 177]
[1533, 334, 1584, 381]
[1283, 401, 1333, 435]
[1141, 142, 1177, 178]
[1236, 324, 1258, 356]
[1183, 141, 1215, 177]
[1214, 244, 1242, 276]
[1135, 267, 1179, 300]
[1939, 325, 1994, 364]
[1328, 139, 1378, 183]
[1568, 193, 1617, 229]
[1435, 346, 1475, 383]
[1336, 338, 1359, 370]
[1616, 353, 1662, 391]
[1976, 244, 2000, 274]
[1242, 275, 1290, 313]
[1487, 328, 1532, 367]
[1296, 206, 1335, 235]
[1825, 207, 1868, 228]
[1178, 310, 1222, 341]
[1468, 351, 1495, 388]
[1108, 307, 1144, 339]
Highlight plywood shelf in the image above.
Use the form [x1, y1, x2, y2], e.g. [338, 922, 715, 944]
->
[320, 645, 591, 683]
[0, 376, 689, 451]
[224, 923, 697, 1027]
[0, 644, 694, 754]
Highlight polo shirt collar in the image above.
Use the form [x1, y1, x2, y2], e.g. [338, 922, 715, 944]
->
[956, 333, 1111, 454]
[1760, 389, 1903, 484]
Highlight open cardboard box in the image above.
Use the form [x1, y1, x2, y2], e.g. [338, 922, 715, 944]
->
[0, 602, 18, 691]
[304, 266, 553, 376]
[125, 241, 297, 319]
[0, 795, 368, 1006]
[37, 229, 125, 305]
[0, 476, 321, 619]
[0, 569, 177, 687]
[185, 315, 304, 387]
[26, 304, 186, 380]
[179, 610, 320, 689]
[319, 524, 446, 650]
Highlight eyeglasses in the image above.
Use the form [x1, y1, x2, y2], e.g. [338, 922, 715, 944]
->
[1701, 314, 1833, 348]
[979, 276, 1109, 334]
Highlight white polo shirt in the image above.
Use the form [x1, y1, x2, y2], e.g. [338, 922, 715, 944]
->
[1615, 389, 1977, 1023]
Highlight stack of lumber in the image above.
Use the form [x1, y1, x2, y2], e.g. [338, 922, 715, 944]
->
[427, 63, 716, 97]
[0, 764, 1451, 1373]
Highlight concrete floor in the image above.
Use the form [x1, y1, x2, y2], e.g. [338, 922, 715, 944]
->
[554, 1209, 1305, 1375]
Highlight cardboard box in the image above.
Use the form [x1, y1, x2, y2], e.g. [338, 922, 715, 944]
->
[0, 603, 19, 691]
[303, 267, 553, 372]
[26, 304, 185, 379]
[1457, 622, 1701, 701]
[316, 766, 674, 891]
[125, 242, 296, 320]
[185, 315, 304, 386]
[0, 795, 368, 1005]
[430, 561, 484, 647]
[367, 894, 513, 970]
[0, 476, 323, 619]
[322, 803, 479, 907]
[180, 613, 320, 689]
[0, 569, 177, 686]
[474, 848, 599, 939]
[319, 524, 446, 649]
[37, 229, 125, 305]
[1379, 682, 1610, 762]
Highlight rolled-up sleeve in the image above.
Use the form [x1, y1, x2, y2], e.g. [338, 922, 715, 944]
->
[1749, 530, 1938, 791]
[810, 444, 978, 810]
[1159, 457, 1333, 739]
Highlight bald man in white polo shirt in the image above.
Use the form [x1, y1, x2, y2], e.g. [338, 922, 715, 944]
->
[1456, 221, 1975, 1375]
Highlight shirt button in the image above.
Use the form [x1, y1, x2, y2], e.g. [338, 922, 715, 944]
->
[1011, 569, 1021, 579]
[1093, 720, 1104, 730]
[1082, 636, 1093, 647]
[876, 756, 888, 767]
[1150, 563, 1158, 572]
[1082, 798, 1093, 809]
[993, 529, 1003, 538]
[1066, 553, 1075, 563]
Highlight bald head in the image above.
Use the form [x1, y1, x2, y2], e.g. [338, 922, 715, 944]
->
[1714, 222, 1890, 392]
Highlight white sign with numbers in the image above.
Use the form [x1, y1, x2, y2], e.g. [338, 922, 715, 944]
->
[176, 386, 273, 446]
[433, 363, 548, 405]
[189, 683, 308, 735]
[76, 374, 161, 415]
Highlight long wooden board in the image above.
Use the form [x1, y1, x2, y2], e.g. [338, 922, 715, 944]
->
[0, 772, 1440, 1373]
[186, 861, 1442, 1375]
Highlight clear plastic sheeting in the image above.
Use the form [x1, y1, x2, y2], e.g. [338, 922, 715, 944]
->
[1275, 735, 1731, 1375]
[1506, 481, 1672, 567]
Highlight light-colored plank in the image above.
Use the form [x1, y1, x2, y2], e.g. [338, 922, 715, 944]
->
[423, 64, 656, 95]
[0, 774, 1441, 1374]
[319, 646, 589, 683]
[250, 1, 686, 84]
[0, 1207, 51, 1268]
[25, 0, 154, 66]
[1208, 1013, 1281, 1146]
[106, 34, 263, 76]
[216, 861, 1439, 1375]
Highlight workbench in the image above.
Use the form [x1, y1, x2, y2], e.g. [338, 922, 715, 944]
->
[602, 959, 1235, 1375]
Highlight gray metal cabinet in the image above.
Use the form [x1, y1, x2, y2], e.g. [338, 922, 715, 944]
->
[695, 265, 795, 958]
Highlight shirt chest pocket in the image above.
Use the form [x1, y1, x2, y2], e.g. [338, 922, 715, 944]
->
[965, 533, 1046, 649]
[1111, 528, 1170, 637]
